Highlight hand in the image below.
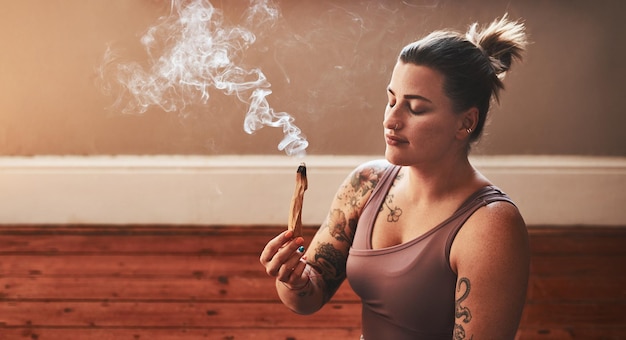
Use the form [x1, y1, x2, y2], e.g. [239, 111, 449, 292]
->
[260, 230, 308, 289]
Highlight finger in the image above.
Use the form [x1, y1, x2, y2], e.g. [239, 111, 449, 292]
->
[280, 257, 310, 288]
[273, 236, 304, 264]
[277, 246, 307, 282]
[287, 245, 307, 273]
[291, 255, 308, 278]
[264, 236, 305, 277]
[259, 230, 293, 265]
[273, 240, 304, 278]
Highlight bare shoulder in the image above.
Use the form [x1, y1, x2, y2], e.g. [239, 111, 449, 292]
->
[461, 200, 526, 243]
[451, 200, 529, 273]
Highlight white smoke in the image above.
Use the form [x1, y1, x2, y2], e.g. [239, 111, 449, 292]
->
[98, 0, 308, 157]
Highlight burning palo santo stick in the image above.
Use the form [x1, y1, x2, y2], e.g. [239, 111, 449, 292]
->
[288, 163, 307, 238]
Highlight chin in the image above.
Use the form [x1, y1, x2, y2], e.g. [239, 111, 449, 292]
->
[384, 151, 408, 167]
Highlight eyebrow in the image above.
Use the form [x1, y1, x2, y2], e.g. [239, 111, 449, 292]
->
[387, 87, 433, 103]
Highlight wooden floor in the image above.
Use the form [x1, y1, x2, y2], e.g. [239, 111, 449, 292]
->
[0, 225, 625, 340]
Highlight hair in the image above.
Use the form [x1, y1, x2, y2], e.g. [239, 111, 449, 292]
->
[399, 14, 528, 143]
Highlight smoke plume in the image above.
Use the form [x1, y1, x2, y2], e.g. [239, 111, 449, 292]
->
[98, 0, 308, 157]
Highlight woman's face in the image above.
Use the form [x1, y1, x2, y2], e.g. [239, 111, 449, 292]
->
[383, 61, 466, 167]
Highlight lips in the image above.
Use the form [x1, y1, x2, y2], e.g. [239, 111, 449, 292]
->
[385, 133, 408, 146]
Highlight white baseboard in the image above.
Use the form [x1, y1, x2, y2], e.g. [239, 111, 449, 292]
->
[0, 155, 624, 226]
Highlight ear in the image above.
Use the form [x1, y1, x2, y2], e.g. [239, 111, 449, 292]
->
[456, 107, 479, 140]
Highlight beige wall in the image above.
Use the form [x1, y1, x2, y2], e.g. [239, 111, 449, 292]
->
[0, 0, 624, 157]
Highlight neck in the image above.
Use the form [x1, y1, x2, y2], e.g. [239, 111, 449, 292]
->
[403, 155, 479, 203]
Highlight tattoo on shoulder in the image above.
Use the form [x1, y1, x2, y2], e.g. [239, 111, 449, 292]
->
[349, 165, 385, 196]
[454, 277, 474, 340]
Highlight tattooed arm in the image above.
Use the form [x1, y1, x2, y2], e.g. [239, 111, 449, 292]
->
[265, 160, 389, 315]
[449, 201, 530, 339]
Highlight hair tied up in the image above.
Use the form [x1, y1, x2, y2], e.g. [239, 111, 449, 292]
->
[466, 13, 528, 80]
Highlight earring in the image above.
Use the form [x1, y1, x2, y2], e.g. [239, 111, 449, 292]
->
[466, 128, 472, 134]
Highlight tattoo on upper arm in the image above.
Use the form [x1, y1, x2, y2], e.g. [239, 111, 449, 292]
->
[328, 209, 351, 242]
[332, 165, 386, 239]
[311, 165, 386, 301]
[454, 277, 474, 340]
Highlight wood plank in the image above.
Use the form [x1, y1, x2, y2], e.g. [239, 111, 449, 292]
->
[516, 327, 576, 340]
[528, 226, 626, 255]
[527, 275, 626, 301]
[5, 327, 626, 340]
[5, 326, 626, 340]
[0, 254, 278, 277]
[516, 326, 626, 340]
[0, 276, 359, 302]
[0, 301, 362, 328]
[520, 302, 626, 327]
[530, 255, 625, 276]
[0, 225, 316, 255]
[0, 327, 364, 340]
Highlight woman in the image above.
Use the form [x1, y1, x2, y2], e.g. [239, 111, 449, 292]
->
[260, 15, 529, 340]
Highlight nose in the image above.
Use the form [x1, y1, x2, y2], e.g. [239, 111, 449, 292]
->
[383, 108, 401, 131]
[384, 121, 399, 131]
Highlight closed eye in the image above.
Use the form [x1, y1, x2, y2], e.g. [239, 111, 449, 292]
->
[387, 86, 431, 114]
[409, 107, 428, 115]
[387, 88, 396, 108]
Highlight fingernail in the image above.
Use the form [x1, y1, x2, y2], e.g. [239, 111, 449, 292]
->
[285, 230, 293, 239]
[297, 245, 305, 253]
